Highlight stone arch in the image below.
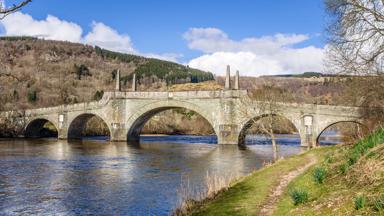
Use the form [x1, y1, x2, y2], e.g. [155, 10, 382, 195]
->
[25, 118, 58, 138]
[237, 113, 300, 146]
[316, 120, 365, 145]
[126, 100, 218, 142]
[67, 113, 111, 140]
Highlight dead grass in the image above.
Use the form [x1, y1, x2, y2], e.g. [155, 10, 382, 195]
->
[169, 81, 223, 91]
[173, 171, 242, 216]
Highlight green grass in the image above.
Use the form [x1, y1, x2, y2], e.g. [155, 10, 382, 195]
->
[272, 128, 384, 215]
[354, 195, 366, 210]
[312, 166, 327, 184]
[188, 129, 384, 216]
[289, 188, 309, 205]
[189, 148, 330, 216]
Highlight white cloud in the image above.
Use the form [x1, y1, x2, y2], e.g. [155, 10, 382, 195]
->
[0, 12, 182, 62]
[84, 22, 135, 53]
[189, 52, 282, 76]
[1, 12, 83, 42]
[184, 27, 324, 76]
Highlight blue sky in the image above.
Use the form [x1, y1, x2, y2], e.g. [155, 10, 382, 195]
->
[1, 0, 327, 76]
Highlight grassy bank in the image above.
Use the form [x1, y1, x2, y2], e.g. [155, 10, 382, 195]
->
[183, 129, 384, 216]
[179, 148, 330, 215]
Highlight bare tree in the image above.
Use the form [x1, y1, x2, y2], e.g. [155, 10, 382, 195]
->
[325, 0, 384, 130]
[0, 0, 31, 19]
[325, 0, 384, 75]
[239, 84, 295, 161]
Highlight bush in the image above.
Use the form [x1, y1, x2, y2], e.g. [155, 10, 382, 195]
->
[74, 64, 91, 80]
[289, 188, 309, 206]
[93, 90, 104, 101]
[27, 90, 37, 103]
[354, 195, 366, 210]
[313, 167, 327, 184]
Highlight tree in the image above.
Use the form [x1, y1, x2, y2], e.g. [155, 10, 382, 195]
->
[27, 89, 37, 103]
[73, 64, 91, 80]
[239, 85, 295, 161]
[0, 0, 31, 19]
[325, 0, 384, 130]
[0, 110, 26, 137]
[93, 90, 104, 101]
[325, 0, 384, 75]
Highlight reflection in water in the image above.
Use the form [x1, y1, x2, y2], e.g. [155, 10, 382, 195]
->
[0, 136, 303, 215]
[318, 130, 344, 145]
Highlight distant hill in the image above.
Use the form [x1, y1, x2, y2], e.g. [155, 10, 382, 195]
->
[0, 37, 214, 110]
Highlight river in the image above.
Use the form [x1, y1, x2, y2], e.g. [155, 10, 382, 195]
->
[0, 134, 338, 215]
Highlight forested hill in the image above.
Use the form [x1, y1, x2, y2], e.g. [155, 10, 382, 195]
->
[0, 37, 214, 111]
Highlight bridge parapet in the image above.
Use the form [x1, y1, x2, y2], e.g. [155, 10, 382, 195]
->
[110, 90, 248, 99]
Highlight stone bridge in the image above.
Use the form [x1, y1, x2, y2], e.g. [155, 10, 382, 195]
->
[0, 90, 362, 147]
[0, 69, 363, 147]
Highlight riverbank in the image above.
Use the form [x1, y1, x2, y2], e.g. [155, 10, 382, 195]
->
[179, 129, 384, 215]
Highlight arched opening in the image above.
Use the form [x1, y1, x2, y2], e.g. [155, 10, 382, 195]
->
[127, 107, 217, 144]
[238, 114, 301, 159]
[68, 114, 110, 140]
[317, 121, 365, 145]
[25, 119, 58, 138]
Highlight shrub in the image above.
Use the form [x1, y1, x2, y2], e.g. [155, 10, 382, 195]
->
[354, 195, 366, 210]
[289, 188, 309, 206]
[74, 64, 91, 80]
[111, 69, 117, 80]
[27, 90, 37, 103]
[348, 152, 360, 166]
[93, 90, 104, 101]
[374, 194, 384, 212]
[313, 167, 327, 184]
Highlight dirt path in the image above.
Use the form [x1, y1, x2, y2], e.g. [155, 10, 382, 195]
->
[258, 157, 316, 216]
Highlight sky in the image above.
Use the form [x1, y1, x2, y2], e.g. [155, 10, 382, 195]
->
[0, 0, 327, 76]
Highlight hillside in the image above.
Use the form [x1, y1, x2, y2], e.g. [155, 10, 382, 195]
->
[0, 36, 214, 111]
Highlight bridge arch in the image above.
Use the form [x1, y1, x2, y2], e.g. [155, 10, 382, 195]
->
[25, 118, 58, 138]
[237, 113, 300, 146]
[316, 120, 366, 145]
[126, 100, 218, 142]
[67, 113, 111, 140]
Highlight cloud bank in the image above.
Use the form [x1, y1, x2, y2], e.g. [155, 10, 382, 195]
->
[184, 28, 324, 76]
[0, 12, 135, 53]
[0, 12, 178, 61]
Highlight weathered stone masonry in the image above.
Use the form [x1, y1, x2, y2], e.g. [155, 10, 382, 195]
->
[0, 89, 362, 147]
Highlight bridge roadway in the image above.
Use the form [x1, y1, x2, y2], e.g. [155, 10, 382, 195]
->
[0, 89, 362, 147]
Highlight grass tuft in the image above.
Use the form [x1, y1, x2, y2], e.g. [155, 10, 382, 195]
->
[289, 188, 309, 206]
[339, 163, 349, 174]
[313, 166, 327, 184]
[354, 195, 366, 210]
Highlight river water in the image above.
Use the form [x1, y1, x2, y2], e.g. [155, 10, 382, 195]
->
[0, 134, 337, 215]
